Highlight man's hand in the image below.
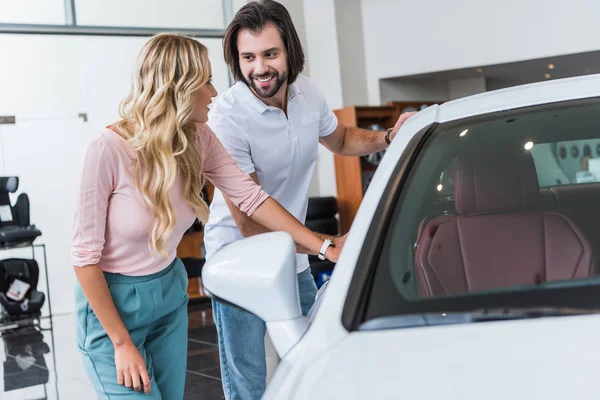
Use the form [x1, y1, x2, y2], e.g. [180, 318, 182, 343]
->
[390, 111, 417, 142]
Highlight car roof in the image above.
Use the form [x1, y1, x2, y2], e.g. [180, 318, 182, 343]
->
[432, 73, 600, 124]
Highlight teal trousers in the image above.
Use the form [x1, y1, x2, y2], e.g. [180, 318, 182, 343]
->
[75, 258, 189, 399]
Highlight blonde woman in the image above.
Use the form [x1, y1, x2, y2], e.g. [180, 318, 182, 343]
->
[72, 33, 341, 399]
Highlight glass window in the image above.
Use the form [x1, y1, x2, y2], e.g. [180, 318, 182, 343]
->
[0, 0, 66, 25]
[362, 99, 600, 326]
[75, 0, 226, 29]
[530, 139, 600, 186]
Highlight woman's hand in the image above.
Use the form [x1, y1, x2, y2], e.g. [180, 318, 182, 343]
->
[114, 341, 151, 394]
[325, 245, 341, 262]
[326, 233, 347, 262]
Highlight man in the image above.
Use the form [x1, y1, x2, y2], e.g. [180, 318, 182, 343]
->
[204, 1, 415, 398]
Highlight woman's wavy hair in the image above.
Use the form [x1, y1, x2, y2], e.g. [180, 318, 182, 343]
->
[114, 33, 210, 257]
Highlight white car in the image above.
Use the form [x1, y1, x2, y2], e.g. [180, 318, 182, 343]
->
[203, 74, 600, 399]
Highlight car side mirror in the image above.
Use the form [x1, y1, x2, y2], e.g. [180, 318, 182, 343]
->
[202, 231, 309, 357]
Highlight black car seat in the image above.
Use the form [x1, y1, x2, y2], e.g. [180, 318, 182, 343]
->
[0, 258, 46, 319]
[0, 177, 41, 248]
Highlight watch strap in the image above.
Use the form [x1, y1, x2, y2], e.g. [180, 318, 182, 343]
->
[385, 127, 393, 145]
[318, 239, 333, 260]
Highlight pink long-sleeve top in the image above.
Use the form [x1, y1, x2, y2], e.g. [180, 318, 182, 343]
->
[71, 123, 269, 276]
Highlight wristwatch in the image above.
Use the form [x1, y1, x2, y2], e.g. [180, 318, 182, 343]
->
[385, 127, 393, 145]
[318, 239, 333, 260]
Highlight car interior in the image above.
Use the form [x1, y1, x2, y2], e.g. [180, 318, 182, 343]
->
[365, 98, 600, 320]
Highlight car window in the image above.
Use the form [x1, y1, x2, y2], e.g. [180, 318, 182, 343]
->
[361, 98, 600, 325]
[438, 139, 600, 191]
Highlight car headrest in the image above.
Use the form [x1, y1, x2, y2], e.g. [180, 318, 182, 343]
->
[454, 146, 540, 215]
[0, 177, 18, 193]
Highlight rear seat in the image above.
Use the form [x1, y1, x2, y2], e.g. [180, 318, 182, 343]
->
[414, 147, 593, 298]
[542, 183, 600, 274]
[540, 188, 557, 210]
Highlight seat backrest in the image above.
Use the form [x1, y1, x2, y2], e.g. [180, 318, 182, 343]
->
[0, 177, 19, 229]
[415, 146, 594, 298]
[0, 259, 39, 295]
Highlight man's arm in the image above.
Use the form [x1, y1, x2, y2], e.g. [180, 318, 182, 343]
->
[224, 172, 345, 252]
[319, 111, 416, 157]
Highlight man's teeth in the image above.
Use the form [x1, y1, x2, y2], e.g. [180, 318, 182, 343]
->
[256, 76, 273, 82]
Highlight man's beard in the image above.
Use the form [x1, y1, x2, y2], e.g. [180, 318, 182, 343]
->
[245, 70, 288, 99]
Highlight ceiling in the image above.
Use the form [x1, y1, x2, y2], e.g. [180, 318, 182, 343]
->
[382, 50, 600, 86]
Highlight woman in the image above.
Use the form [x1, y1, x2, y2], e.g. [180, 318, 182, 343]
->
[72, 33, 341, 399]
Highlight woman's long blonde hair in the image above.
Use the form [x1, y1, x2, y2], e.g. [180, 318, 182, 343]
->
[114, 33, 210, 256]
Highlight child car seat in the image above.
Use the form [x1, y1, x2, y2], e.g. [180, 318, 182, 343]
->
[0, 258, 46, 319]
[0, 176, 42, 248]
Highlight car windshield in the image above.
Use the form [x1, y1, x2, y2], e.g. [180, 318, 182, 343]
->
[362, 98, 600, 325]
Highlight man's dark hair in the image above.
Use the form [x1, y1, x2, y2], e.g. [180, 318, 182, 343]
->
[223, 0, 305, 85]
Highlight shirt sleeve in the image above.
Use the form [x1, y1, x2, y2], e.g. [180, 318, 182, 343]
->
[316, 84, 338, 138]
[198, 124, 269, 216]
[206, 111, 255, 174]
[71, 138, 114, 267]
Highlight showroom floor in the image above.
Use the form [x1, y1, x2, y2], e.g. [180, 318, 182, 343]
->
[0, 302, 224, 399]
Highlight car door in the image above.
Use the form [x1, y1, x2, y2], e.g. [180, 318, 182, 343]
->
[273, 82, 600, 399]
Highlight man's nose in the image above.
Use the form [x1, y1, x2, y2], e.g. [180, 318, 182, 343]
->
[254, 58, 268, 75]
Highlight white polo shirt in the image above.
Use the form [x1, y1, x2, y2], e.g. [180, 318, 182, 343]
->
[204, 74, 338, 273]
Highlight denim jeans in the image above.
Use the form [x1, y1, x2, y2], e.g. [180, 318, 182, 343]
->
[212, 267, 317, 400]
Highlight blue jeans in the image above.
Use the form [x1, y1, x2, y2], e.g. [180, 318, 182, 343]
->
[212, 267, 317, 400]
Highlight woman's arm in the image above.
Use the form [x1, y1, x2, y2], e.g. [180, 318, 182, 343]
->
[72, 136, 151, 393]
[250, 197, 340, 261]
[74, 265, 151, 393]
[222, 172, 344, 254]
[74, 265, 130, 345]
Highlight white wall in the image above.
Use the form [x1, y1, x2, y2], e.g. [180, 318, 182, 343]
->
[361, 0, 600, 104]
[380, 79, 450, 104]
[335, 0, 369, 107]
[448, 77, 487, 100]
[303, 0, 344, 198]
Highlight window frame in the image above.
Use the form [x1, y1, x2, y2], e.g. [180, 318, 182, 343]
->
[0, 0, 233, 38]
[341, 97, 600, 332]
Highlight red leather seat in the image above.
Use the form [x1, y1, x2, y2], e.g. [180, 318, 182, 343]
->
[415, 146, 593, 298]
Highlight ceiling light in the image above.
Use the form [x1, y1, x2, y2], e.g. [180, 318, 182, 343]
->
[524, 141, 534, 150]
[442, 313, 447, 317]
[437, 184, 443, 192]
[459, 129, 468, 137]
[548, 64, 555, 70]
[476, 68, 483, 73]
[545, 73, 551, 79]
